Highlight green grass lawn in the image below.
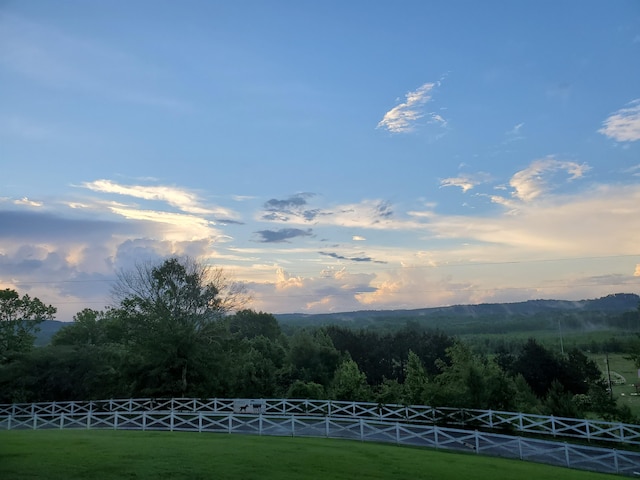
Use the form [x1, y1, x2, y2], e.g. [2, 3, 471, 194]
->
[591, 353, 640, 418]
[0, 429, 622, 480]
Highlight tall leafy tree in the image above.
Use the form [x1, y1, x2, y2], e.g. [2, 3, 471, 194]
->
[404, 350, 428, 405]
[229, 310, 281, 340]
[0, 288, 56, 362]
[111, 257, 245, 397]
[330, 358, 370, 401]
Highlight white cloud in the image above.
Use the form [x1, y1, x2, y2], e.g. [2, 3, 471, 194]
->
[598, 99, 640, 142]
[634, 264, 640, 277]
[352, 235, 366, 241]
[246, 267, 377, 313]
[82, 179, 239, 218]
[507, 157, 589, 202]
[424, 183, 640, 256]
[377, 82, 445, 133]
[13, 197, 42, 207]
[106, 204, 225, 242]
[440, 173, 489, 193]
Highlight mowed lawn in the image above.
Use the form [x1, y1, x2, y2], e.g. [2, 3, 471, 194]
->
[591, 352, 640, 418]
[0, 430, 621, 480]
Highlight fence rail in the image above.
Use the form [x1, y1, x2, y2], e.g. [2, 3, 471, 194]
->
[2, 410, 639, 477]
[2, 397, 639, 447]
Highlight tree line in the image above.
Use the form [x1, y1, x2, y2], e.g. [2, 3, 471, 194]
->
[1, 257, 638, 424]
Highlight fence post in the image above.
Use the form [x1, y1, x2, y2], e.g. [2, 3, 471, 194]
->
[228, 415, 232, 434]
[518, 436, 523, 460]
[7, 414, 11, 430]
[360, 418, 364, 441]
[396, 422, 400, 445]
[434, 425, 439, 449]
[564, 442, 570, 468]
[259, 414, 263, 436]
[475, 430, 480, 454]
[614, 449, 619, 474]
[60, 413, 64, 429]
[33, 414, 37, 430]
[143, 411, 147, 431]
[170, 411, 174, 432]
[291, 415, 295, 437]
[87, 411, 91, 429]
[198, 412, 202, 433]
[325, 416, 330, 438]
[518, 412, 523, 432]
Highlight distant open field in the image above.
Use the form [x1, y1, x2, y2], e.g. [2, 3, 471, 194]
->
[0, 430, 622, 480]
[590, 353, 640, 418]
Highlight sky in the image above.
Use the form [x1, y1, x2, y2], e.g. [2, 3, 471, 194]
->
[1, 1, 640, 321]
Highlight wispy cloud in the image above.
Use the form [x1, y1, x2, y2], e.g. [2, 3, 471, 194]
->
[13, 197, 42, 207]
[254, 228, 313, 243]
[319, 251, 387, 264]
[377, 82, 445, 133]
[82, 179, 238, 219]
[503, 122, 525, 143]
[440, 173, 489, 193]
[598, 99, 640, 142]
[506, 157, 589, 202]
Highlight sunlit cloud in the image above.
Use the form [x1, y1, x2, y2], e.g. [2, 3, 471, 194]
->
[13, 197, 42, 207]
[377, 82, 445, 133]
[423, 183, 640, 256]
[440, 173, 489, 193]
[352, 235, 366, 241]
[82, 179, 239, 219]
[634, 264, 640, 277]
[506, 157, 589, 202]
[598, 99, 640, 142]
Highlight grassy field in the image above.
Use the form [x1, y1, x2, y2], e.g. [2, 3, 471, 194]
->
[590, 352, 640, 418]
[0, 430, 622, 480]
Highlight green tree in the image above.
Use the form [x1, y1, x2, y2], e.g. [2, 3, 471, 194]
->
[0, 289, 56, 362]
[111, 257, 244, 397]
[52, 308, 104, 346]
[427, 342, 516, 410]
[229, 310, 281, 340]
[403, 350, 428, 405]
[287, 330, 341, 388]
[287, 380, 325, 399]
[330, 358, 370, 401]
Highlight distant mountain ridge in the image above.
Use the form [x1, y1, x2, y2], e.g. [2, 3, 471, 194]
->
[34, 293, 639, 344]
[275, 293, 640, 325]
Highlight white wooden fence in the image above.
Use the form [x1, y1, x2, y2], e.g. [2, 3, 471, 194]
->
[2, 397, 638, 446]
[2, 409, 640, 477]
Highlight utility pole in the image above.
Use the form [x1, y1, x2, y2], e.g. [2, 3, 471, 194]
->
[605, 352, 613, 400]
[558, 318, 564, 355]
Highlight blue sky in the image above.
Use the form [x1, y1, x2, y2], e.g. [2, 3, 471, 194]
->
[1, 1, 639, 320]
